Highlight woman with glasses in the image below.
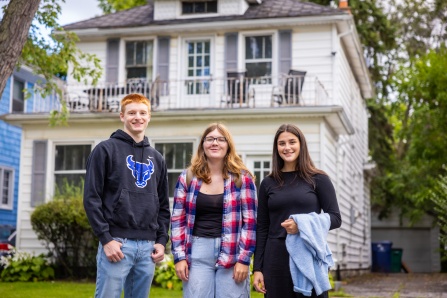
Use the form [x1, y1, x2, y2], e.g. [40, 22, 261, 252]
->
[253, 124, 341, 298]
[171, 122, 257, 298]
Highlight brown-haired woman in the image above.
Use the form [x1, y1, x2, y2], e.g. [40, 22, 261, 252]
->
[253, 123, 341, 297]
[171, 122, 257, 298]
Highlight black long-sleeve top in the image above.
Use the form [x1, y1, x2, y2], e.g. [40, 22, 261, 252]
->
[253, 172, 342, 272]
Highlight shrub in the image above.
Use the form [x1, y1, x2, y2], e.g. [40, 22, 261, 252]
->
[30, 180, 98, 279]
[154, 254, 182, 291]
[0, 250, 54, 282]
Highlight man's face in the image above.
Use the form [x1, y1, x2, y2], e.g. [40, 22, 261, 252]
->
[120, 102, 150, 137]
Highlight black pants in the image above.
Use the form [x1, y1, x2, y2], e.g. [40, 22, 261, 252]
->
[263, 237, 328, 298]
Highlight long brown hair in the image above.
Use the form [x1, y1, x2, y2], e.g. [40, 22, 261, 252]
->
[271, 124, 326, 187]
[190, 123, 254, 184]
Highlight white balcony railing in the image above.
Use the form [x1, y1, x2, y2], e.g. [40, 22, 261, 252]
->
[30, 74, 330, 113]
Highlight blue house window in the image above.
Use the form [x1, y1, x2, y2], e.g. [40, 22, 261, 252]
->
[0, 167, 14, 210]
[12, 78, 25, 113]
[182, 1, 217, 14]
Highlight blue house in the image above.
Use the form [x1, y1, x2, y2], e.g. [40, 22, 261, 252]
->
[0, 66, 46, 226]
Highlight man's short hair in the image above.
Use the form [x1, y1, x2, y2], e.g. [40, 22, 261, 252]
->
[120, 93, 151, 113]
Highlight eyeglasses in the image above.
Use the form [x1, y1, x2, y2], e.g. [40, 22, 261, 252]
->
[203, 136, 227, 144]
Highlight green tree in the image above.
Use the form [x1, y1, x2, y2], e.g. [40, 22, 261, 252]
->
[31, 180, 98, 278]
[0, 0, 102, 118]
[98, 0, 147, 14]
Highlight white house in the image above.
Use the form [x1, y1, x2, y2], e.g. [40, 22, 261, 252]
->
[2, 0, 374, 277]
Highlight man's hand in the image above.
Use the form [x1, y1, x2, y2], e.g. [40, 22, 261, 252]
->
[103, 240, 124, 262]
[281, 218, 299, 234]
[253, 271, 267, 293]
[151, 243, 165, 263]
[175, 260, 189, 281]
[233, 262, 249, 283]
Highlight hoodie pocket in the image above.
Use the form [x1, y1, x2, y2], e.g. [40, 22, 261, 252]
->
[112, 189, 160, 230]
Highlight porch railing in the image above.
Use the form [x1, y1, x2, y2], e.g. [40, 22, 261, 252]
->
[30, 74, 330, 113]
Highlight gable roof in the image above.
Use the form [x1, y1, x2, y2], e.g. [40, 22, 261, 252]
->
[63, 0, 346, 30]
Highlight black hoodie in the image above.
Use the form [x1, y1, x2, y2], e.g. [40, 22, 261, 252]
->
[84, 129, 170, 246]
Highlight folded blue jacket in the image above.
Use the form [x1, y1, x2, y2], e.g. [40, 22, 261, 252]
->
[286, 212, 334, 296]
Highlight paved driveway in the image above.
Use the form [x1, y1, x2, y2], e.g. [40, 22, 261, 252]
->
[340, 273, 447, 298]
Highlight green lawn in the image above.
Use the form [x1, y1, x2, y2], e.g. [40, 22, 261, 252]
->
[0, 281, 265, 298]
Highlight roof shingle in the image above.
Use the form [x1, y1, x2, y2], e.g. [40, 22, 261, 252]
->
[63, 0, 346, 31]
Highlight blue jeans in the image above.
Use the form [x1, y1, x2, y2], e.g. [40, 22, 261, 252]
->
[183, 236, 250, 298]
[95, 238, 156, 298]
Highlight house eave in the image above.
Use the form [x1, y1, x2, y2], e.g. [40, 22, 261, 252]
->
[1, 106, 353, 135]
[61, 14, 352, 39]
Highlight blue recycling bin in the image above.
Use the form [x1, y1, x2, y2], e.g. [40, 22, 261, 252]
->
[371, 241, 392, 273]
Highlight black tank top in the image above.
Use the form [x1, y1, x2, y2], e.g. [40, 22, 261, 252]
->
[192, 192, 224, 237]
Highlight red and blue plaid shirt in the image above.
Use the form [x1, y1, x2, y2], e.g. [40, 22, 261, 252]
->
[171, 170, 257, 268]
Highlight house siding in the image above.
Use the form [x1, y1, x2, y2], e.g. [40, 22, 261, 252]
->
[294, 25, 333, 102]
[0, 78, 21, 226]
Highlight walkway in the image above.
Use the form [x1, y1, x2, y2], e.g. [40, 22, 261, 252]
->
[339, 273, 447, 298]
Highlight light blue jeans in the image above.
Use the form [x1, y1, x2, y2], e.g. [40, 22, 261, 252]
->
[183, 236, 250, 298]
[95, 238, 156, 298]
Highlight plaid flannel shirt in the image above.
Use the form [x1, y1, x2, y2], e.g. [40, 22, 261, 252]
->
[171, 170, 257, 268]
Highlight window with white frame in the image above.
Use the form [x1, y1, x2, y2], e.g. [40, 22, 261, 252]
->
[12, 78, 25, 113]
[0, 167, 14, 210]
[245, 35, 272, 82]
[54, 144, 92, 191]
[182, 1, 217, 14]
[186, 40, 211, 95]
[125, 40, 154, 80]
[155, 142, 193, 197]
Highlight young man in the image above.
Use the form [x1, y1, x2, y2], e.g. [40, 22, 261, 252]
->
[84, 93, 170, 298]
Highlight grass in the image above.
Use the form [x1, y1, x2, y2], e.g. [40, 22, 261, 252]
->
[0, 281, 265, 298]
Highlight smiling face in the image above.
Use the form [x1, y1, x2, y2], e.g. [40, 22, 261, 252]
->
[120, 102, 150, 141]
[277, 131, 301, 171]
[202, 128, 228, 162]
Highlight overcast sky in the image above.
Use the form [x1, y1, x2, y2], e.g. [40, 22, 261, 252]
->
[0, 0, 103, 25]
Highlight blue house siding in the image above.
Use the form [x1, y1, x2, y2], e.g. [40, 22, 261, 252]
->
[0, 77, 22, 226]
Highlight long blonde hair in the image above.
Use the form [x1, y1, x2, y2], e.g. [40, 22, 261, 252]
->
[190, 123, 254, 184]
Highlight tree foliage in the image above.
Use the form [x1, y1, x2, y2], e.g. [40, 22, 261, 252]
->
[0, 0, 102, 114]
[98, 0, 147, 14]
[30, 180, 98, 279]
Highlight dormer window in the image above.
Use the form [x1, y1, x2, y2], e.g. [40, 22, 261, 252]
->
[182, 1, 218, 14]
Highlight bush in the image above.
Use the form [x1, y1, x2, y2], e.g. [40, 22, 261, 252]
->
[154, 254, 182, 291]
[0, 250, 54, 282]
[30, 180, 98, 279]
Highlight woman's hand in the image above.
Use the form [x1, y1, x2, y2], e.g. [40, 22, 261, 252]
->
[281, 218, 299, 234]
[253, 271, 266, 294]
[233, 263, 249, 283]
[174, 260, 189, 281]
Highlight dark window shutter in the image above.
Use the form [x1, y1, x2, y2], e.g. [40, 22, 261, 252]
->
[225, 33, 238, 72]
[31, 140, 47, 207]
[157, 36, 170, 84]
[278, 30, 292, 75]
[106, 38, 120, 83]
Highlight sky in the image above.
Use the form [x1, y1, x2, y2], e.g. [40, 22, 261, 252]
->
[0, 0, 103, 26]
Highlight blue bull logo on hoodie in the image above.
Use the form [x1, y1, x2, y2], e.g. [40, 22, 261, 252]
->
[126, 155, 155, 188]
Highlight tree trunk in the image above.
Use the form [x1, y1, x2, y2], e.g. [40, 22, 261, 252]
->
[0, 0, 41, 97]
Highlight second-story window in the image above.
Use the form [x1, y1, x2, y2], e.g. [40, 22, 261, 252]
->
[186, 40, 211, 94]
[182, 1, 217, 14]
[12, 78, 25, 113]
[126, 41, 154, 80]
[245, 35, 272, 82]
